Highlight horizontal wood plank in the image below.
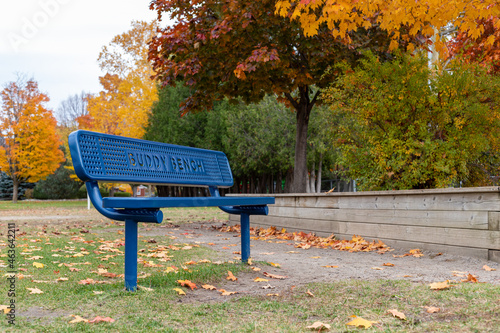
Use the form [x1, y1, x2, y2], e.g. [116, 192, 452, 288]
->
[336, 192, 500, 211]
[268, 206, 488, 230]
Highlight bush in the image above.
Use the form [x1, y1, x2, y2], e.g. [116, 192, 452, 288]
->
[114, 192, 132, 197]
[33, 165, 81, 199]
[77, 185, 110, 198]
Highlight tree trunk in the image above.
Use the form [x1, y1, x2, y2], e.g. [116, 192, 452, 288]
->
[284, 167, 293, 193]
[308, 162, 316, 193]
[316, 153, 323, 193]
[12, 178, 19, 203]
[286, 86, 318, 193]
[294, 102, 310, 193]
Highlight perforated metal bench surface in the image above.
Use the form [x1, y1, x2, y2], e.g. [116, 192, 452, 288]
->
[69, 130, 275, 291]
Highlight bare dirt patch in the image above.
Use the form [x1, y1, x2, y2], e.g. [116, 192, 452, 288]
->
[138, 220, 500, 301]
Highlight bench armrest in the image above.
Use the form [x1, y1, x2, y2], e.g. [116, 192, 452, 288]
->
[86, 181, 163, 223]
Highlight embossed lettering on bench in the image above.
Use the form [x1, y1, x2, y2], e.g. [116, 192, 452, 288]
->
[127, 151, 205, 174]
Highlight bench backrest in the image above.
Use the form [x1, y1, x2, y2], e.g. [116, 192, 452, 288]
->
[69, 130, 233, 188]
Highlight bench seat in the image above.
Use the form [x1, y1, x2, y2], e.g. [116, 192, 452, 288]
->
[102, 196, 274, 209]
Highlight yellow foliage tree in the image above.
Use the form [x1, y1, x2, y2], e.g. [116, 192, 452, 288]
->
[0, 77, 64, 202]
[276, 0, 500, 52]
[82, 20, 158, 138]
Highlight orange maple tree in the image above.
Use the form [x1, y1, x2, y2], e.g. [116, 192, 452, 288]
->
[82, 21, 158, 138]
[449, 17, 500, 74]
[0, 77, 64, 202]
[276, 0, 500, 53]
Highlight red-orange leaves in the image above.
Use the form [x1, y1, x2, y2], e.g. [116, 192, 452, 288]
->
[226, 271, 237, 281]
[218, 225, 390, 253]
[177, 280, 197, 290]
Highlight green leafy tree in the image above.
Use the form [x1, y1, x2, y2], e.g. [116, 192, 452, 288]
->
[322, 52, 500, 190]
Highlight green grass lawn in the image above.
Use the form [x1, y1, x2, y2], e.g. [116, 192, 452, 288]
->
[0, 200, 89, 210]
[0, 206, 499, 332]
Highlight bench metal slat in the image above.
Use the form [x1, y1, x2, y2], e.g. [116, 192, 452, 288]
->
[102, 196, 275, 209]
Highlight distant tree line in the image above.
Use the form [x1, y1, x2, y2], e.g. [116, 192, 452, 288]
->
[144, 84, 339, 196]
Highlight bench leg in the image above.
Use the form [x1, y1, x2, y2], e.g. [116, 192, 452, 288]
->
[241, 213, 250, 263]
[124, 219, 138, 291]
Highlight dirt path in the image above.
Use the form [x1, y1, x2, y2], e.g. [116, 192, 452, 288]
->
[138, 220, 500, 300]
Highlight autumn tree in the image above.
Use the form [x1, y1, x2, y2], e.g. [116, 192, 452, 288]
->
[449, 17, 500, 74]
[277, 0, 500, 52]
[322, 52, 500, 190]
[149, 0, 397, 192]
[83, 20, 158, 138]
[0, 76, 64, 202]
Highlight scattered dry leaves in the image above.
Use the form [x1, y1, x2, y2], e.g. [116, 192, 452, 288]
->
[202, 284, 217, 290]
[89, 316, 115, 323]
[218, 289, 237, 296]
[26, 287, 43, 294]
[217, 225, 390, 253]
[424, 306, 440, 313]
[263, 272, 287, 280]
[307, 321, 331, 331]
[346, 315, 378, 328]
[387, 309, 406, 320]
[173, 288, 186, 295]
[177, 280, 197, 290]
[226, 271, 237, 281]
[429, 281, 452, 290]
[69, 315, 88, 323]
[253, 277, 269, 282]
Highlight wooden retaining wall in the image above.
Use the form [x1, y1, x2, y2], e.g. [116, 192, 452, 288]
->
[228, 187, 500, 263]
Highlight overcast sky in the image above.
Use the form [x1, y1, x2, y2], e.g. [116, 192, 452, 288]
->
[0, 0, 158, 115]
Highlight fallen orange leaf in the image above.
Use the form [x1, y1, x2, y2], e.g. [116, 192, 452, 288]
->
[177, 280, 197, 290]
[69, 315, 88, 323]
[383, 263, 395, 267]
[461, 273, 479, 283]
[346, 315, 378, 328]
[429, 281, 452, 290]
[424, 306, 440, 313]
[409, 249, 424, 257]
[226, 271, 237, 281]
[89, 316, 115, 323]
[306, 290, 315, 297]
[483, 265, 496, 271]
[218, 289, 237, 296]
[266, 293, 279, 297]
[251, 267, 261, 272]
[253, 277, 269, 282]
[268, 262, 281, 267]
[26, 287, 43, 294]
[306, 321, 331, 331]
[173, 288, 186, 295]
[202, 284, 217, 290]
[263, 272, 287, 280]
[322, 265, 339, 268]
[387, 309, 406, 320]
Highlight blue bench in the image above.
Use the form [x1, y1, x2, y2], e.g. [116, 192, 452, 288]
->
[68, 130, 275, 291]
